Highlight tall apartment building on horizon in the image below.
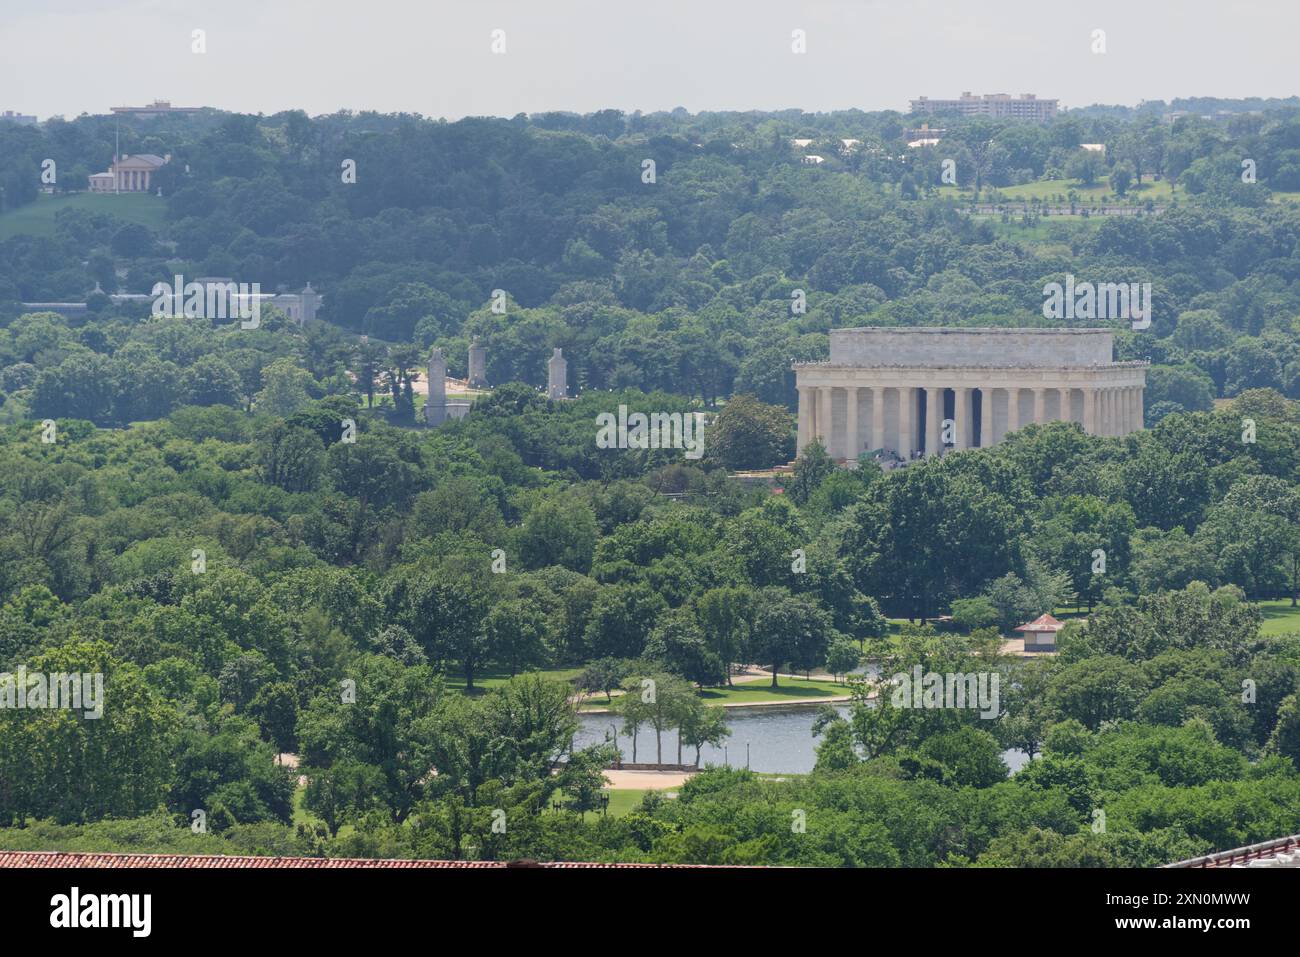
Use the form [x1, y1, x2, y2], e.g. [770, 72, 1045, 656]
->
[910, 93, 1059, 122]
[110, 100, 203, 118]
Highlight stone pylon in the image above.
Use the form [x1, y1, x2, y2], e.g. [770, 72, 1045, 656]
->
[468, 338, 488, 388]
[547, 348, 568, 400]
[426, 347, 448, 425]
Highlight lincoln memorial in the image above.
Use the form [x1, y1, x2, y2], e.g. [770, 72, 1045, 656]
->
[793, 327, 1147, 461]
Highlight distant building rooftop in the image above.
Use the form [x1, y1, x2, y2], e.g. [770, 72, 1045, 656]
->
[110, 100, 202, 116]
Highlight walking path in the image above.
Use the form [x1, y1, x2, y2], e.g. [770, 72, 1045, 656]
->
[602, 769, 694, 789]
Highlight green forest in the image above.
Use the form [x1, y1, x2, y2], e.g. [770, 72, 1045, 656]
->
[2, 102, 1300, 866]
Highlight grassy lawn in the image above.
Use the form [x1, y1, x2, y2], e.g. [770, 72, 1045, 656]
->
[1258, 599, 1300, 636]
[580, 674, 851, 711]
[442, 666, 584, 695]
[698, 676, 850, 705]
[292, 785, 357, 839]
[938, 175, 1173, 206]
[548, 788, 675, 818]
[982, 217, 1102, 245]
[603, 789, 651, 817]
[0, 191, 168, 240]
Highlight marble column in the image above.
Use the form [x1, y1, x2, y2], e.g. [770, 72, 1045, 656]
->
[925, 386, 943, 456]
[1083, 387, 1097, 435]
[1058, 387, 1071, 424]
[818, 387, 833, 453]
[1033, 387, 1047, 425]
[897, 387, 915, 457]
[956, 387, 972, 450]
[1104, 389, 1115, 436]
[871, 386, 885, 454]
[980, 387, 994, 447]
[1005, 387, 1021, 439]
[797, 387, 812, 454]
[845, 386, 860, 462]
[1133, 385, 1143, 431]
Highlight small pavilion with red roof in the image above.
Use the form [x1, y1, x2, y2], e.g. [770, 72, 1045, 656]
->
[1014, 613, 1065, 652]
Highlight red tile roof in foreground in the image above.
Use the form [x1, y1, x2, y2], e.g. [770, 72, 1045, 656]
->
[0, 851, 715, 869]
[1165, 834, 1300, 868]
[1014, 613, 1066, 633]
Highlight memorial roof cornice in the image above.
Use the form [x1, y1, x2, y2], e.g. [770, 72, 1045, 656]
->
[792, 360, 1150, 370]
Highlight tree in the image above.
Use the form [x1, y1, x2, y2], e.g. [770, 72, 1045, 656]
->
[1066, 150, 1104, 186]
[302, 760, 383, 837]
[255, 358, 315, 417]
[748, 588, 833, 688]
[644, 608, 725, 685]
[181, 354, 242, 406]
[249, 681, 299, 753]
[577, 657, 631, 703]
[693, 586, 755, 684]
[484, 599, 546, 677]
[678, 700, 730, 767]
[1110, 161, 1135, 196]
[825, 637, 861, 682]
[708, 394, 793, 469]
[257, 422, 325, 492]
[519, 495, 599, 573]
[785, 440, 835, 504]
[1267, 694, 1300, 769]
[296, 655, 446, 823]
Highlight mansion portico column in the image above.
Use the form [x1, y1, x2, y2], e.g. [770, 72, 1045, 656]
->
[796, 387, 812, 453]
[845, 386, 860, 461]
[1005, 387, 1021, 439]
[897, 386, 916, 457]
[955, 387, 972, 449]
[818, 387, 832, 451]
[871, 386, 886, 454]
[925, 386, 943, 456]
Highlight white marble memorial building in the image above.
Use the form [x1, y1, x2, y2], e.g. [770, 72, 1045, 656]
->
[793, 328, 1147, 461]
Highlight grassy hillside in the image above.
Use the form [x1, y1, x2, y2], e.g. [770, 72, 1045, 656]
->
[0, 191, 167, 240]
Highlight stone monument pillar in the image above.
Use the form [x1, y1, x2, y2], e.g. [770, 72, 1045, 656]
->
[547, 348, 568, 399]
[468, 338, 488, 388]
[426, 347, 447, 425]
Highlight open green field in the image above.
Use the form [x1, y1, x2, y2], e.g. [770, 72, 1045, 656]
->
[602, 789, 650, 817]
[981, 217, 1102, 246]
[697, 675, 850, 705]
[442, 666, 584, 695]
[0, 191, 168, 240]
[578, 673, 850, 711]
[938, 175, 1173, 205]
[1258, 599, 1300, 636]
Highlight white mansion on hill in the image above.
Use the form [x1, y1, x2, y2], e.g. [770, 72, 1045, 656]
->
[88, 153, 170, 193]
[793, 327, 1147, 462]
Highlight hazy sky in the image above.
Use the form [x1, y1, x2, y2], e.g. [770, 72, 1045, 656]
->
[3, 0, 1296, 120]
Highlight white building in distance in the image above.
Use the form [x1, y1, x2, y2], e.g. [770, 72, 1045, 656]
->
[793, 327, 1146, 462]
